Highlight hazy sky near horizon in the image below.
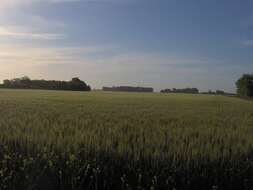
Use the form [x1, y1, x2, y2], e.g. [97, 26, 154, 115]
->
[0, 0, 253, 92]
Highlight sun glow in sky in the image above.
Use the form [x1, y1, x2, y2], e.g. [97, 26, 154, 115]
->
[0, 0, 253, 92]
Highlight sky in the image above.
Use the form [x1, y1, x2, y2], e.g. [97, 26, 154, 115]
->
[0, 0, 253, 92]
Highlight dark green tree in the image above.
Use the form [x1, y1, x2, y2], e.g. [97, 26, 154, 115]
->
[3, 80, 11, 86]
[236, 74, 253, 97]
[1, 76, 91, 91]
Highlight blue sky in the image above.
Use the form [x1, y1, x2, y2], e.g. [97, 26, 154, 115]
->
[0, 0, 253, 92]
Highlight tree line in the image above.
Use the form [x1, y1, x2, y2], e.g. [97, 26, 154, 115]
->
[0, 76, 91, 91]
[103, 86, 154, 92]
[161, 88, 199, 94]
[0, 74, 252, 96]
[236, 74, 253, 97]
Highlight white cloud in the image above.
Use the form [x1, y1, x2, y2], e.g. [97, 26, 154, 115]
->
[0, 44, 221, 68]
[0, 27, 64, 40]
[0, 0, 130, 41]
[0, 45, 104, 66]
[0, 0, 79, 9]
[0, 8, 66, 41]
[30, 15, 66, 30]
[242, 40, 253, 46]
[0, 44, 234, 91]
[0, 0, 130, 9]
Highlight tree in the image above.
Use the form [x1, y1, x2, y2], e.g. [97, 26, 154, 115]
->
[216, 90, 225, 95]
[1, 76, 91, 91]
[3, 80, 11, 86]
[236, 74, 253, 97]
[160, 88, 199, 94]
[71, 77, 82, 83]
[70, 77, 91, 91]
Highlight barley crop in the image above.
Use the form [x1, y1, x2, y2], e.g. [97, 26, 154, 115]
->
[0, 89, 252, 190]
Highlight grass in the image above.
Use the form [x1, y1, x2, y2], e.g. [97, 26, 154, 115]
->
[0, 89, 253, 189]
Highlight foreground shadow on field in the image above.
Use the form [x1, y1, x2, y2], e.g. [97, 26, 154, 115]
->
[1, 148, 253, 190]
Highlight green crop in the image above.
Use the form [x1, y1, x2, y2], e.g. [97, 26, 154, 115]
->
[0, 89, 252, 190]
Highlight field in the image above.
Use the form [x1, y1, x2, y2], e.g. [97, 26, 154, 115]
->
[0, 89, 253, 190]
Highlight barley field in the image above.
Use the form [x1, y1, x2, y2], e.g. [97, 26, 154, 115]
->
[0, 89, 252, 190]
